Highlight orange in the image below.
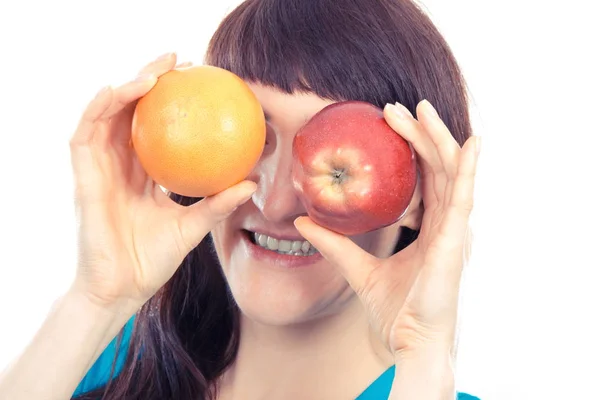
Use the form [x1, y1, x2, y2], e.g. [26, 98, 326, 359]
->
[131, 66, 266, 197]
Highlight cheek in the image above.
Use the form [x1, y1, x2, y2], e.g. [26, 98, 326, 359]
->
[209, 215, 238, 272]
[351, 222, 402, 258]
[246, 127, 278, 181]
[351, 231, 380, 254]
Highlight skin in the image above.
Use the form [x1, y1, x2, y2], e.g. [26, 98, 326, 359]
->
[212, 82, 480, 399]
[212, 86, 422, 325]
[212, 85, 425, 398]
[0, 53, 480, 400]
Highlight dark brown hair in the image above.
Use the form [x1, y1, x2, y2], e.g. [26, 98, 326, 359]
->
[74, 0, 471, 399]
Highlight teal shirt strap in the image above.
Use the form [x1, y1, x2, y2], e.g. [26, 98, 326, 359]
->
[355, 365, 480, 400]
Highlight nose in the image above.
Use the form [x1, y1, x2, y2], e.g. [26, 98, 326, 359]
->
[250, 146, 305, 223]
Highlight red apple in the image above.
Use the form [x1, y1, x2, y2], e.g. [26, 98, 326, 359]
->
[292, 101, 418, 236]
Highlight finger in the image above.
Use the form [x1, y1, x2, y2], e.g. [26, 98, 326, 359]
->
[116, 146, 152, 195]
[417, 162, 439, 212]
[70, 86, 114, 147]
[416, 100, 461, 181]
[91, 74, 157, 150]
[384, 103, 443, 177]
[71, 52, 177, 147]
[294, 216, 378, 296]
[416, 100, 462, 209]
[107, 52, 178, 120]
[384, 103, 442, 207]
[176, 181, 257, 252]
[437, 135, 481, 246]
[137, 52, 177, 76]
[105, 53, 177, 118]
[106, 54, 180, 145]
[175, 61, 193, 69]
[464, 225, 474, 264]
[102, 74, 158, 120]
[108, 52, 177, 118]
[418, 136, 479, 300]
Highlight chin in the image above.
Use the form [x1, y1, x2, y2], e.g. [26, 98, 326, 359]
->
[211, 226, 354, 327]
[231, 267, 354, 327]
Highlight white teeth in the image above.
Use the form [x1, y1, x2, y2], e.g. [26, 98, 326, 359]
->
[253, 232, 318, 256]
[278, 239, 292, 252]
[301, 241, 310, 253]
[267, 236, 279, 250]
[291, 241, 302, 252]
[258, 234, 267, 247]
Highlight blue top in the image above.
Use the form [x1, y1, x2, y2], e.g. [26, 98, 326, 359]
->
[74, 317, 479, 399]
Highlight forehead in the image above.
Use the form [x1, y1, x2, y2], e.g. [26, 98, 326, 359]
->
[246, 82, 337, 126]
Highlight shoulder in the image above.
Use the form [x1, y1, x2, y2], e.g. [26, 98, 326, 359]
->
[72, 316, 135, 397]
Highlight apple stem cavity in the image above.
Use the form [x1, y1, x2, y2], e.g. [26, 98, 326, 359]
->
[332, 167, 348, 185]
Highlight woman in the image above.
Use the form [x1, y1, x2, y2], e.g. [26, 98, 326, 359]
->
[0, 0, 481, 399]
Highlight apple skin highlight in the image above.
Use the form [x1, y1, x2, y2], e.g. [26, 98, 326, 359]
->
[291, 101, 418, 236]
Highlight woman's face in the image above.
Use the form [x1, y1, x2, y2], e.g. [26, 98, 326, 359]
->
[211, 83, 421, 326]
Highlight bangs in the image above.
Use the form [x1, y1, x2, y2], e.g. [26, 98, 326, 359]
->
[204, 0, 471, 145]
[204, 0, 417, 109]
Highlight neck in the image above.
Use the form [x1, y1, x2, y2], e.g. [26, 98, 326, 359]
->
[219, 296, 393, 400]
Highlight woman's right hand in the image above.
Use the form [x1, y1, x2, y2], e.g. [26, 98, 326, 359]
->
[69, 53, 256, 311]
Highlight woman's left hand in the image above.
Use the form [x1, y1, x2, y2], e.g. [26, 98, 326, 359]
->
[294, 100, 481, 362]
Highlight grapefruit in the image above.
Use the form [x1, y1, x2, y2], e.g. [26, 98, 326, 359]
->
[131, 65, 266, 197]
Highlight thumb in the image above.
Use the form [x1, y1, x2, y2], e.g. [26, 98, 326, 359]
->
[177, 180, 257, 251]
[294, 216, 378, 296]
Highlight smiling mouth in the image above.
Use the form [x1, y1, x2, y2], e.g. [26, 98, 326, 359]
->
[244, 230, 319, 256]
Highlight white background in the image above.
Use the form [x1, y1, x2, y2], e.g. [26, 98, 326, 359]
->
[1, 1, 599, 399]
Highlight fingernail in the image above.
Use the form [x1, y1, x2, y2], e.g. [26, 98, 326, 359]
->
[421, 99, 439, 118]
[177, 61, 193, 68]
[156, 52, 173, 61]
[293, 216, 309, 228]
[394, 102, 413, 119]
